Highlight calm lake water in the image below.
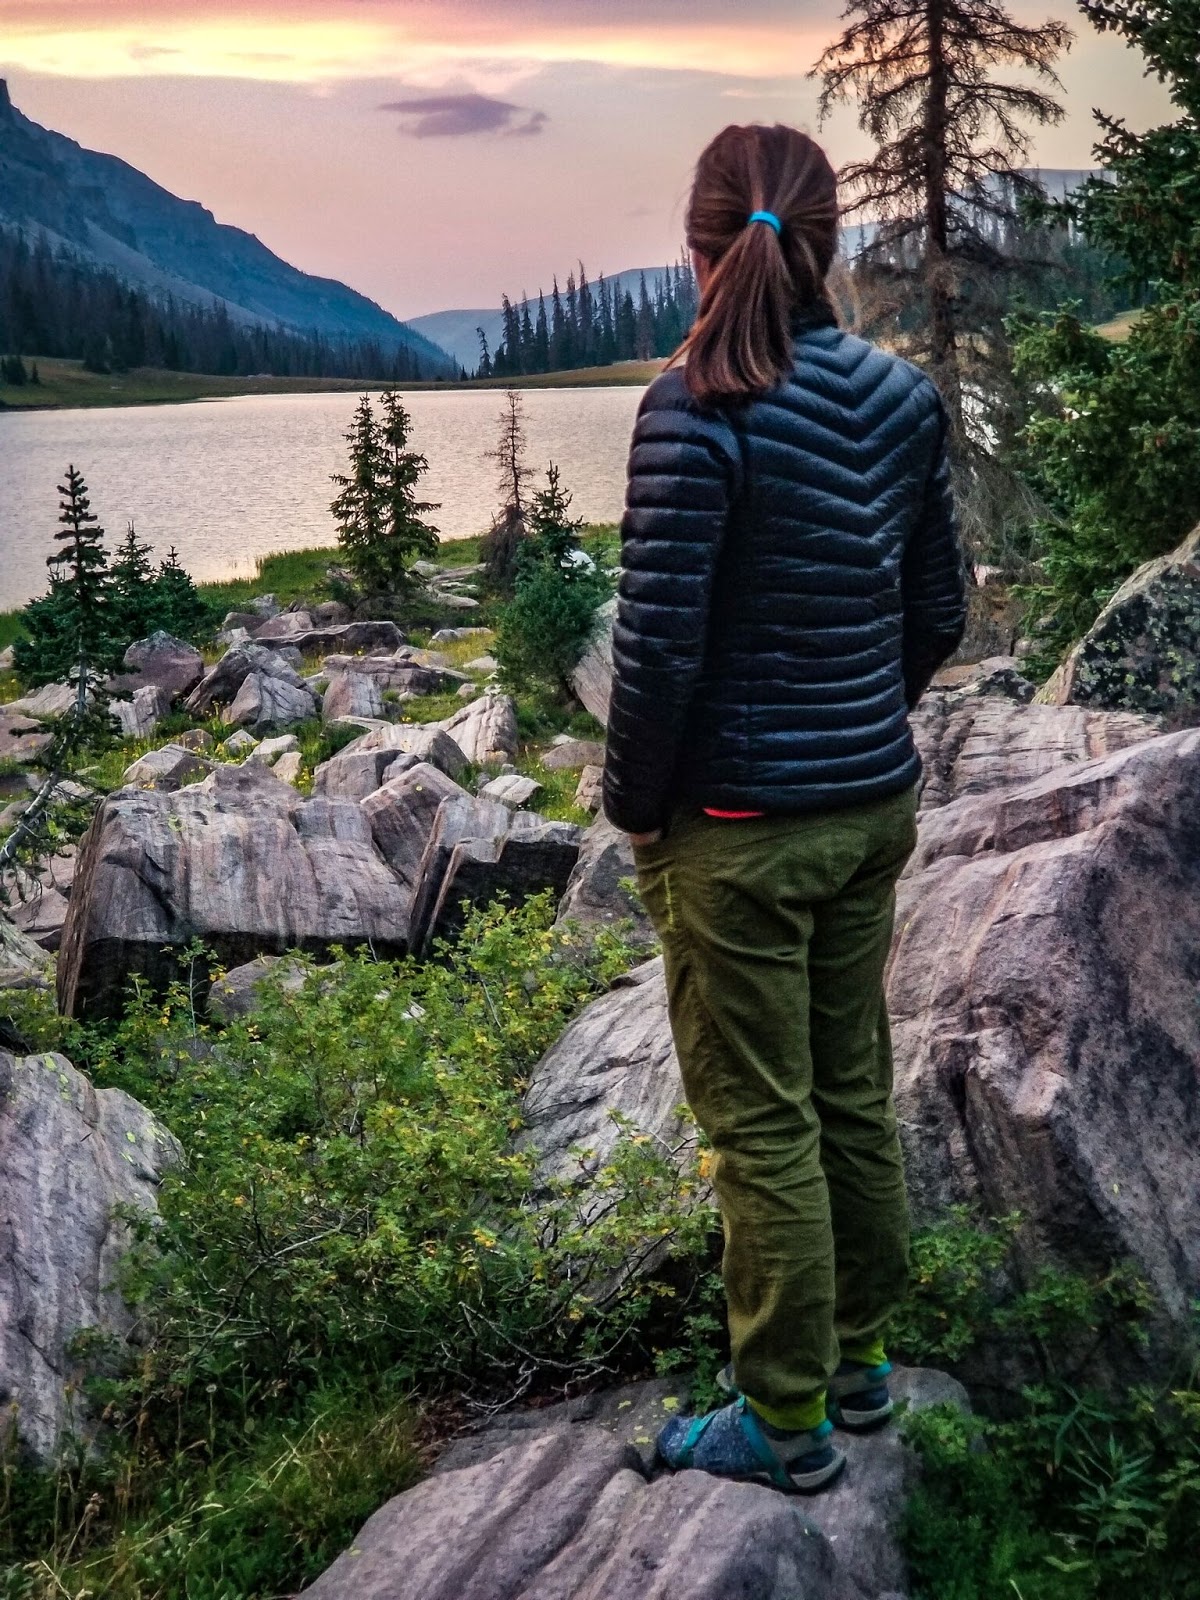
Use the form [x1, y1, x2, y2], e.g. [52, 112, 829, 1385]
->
[0, 386, 645, 611]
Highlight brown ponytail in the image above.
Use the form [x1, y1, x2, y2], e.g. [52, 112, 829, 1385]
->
[675, 124, 839, 406]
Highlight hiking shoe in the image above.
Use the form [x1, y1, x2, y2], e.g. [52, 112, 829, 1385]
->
[656, 1396, 846, 1494]
[827, 1359, 894, 1431]
[716, 1361, 738, 1397]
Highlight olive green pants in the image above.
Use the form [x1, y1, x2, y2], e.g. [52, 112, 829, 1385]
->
[634, 787, 918, 1431]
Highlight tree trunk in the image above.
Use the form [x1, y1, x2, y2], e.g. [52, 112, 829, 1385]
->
[923, 0, 962, 425]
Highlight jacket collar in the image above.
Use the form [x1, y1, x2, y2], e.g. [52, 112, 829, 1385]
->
[790, 302, 839, 336]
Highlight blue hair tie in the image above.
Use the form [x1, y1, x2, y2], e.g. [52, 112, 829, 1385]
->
[748, 210, 782, 235]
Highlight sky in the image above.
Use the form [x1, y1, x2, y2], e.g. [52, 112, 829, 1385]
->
[0, 1, 1175, 320]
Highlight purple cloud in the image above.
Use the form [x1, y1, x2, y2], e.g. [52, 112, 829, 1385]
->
[381, 92, 548, 138]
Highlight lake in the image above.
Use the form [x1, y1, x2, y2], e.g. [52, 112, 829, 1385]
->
[0, 386, 646, 611]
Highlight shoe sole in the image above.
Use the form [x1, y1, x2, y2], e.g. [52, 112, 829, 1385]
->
[752, 1448, 848, 1494]
[830, 1396, 894, 1432]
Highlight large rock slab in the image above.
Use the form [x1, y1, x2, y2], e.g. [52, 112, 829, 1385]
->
[1040, 522, 1200, 716]
[0, 707, 54, 765]
[304, 1364, 966, 1600]
[57, 762, 413, 1019]
[8, 683, 75, 720]
[910, 688, 1155, 810]
[322, 670, 384, 724]
[335, 721, 469, 781]
[184, 642, 306, 718]
[302, 1425, 851, 1600]
[890, 728, 1200, 1360]
[438, 692, 519, 766]
[312, 748, 419, 802]
[322, 653, 465, 696]
[409, 796, 582, 956]
[555, 815, 655, 948]
[0, 913, 52, 993]
[110, 631, 205, 700]
[521, 959, 681, 1188]
[287, 621, 404, 657]
[227, 671, 318, 731]
[525, 727, 1200, 1381]
[570, 598, 616, 726]
[112, 683, 172, 741]
[362, 763, 471, 903]
[0, 1050, 177, 1461]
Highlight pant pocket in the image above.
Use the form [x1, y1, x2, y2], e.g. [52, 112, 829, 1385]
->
[634, 856, 676, 936]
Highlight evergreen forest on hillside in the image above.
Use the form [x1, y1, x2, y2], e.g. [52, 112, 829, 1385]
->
[477, 259, 700, 377]
[0, 229, 457, 383]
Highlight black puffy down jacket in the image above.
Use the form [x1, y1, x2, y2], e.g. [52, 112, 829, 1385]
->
[602, 310, 967, 836]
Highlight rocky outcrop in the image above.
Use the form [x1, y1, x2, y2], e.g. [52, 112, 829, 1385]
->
[0, 1050, 177, 1461]
[570, 599, 616, 726]
[0, 707, 54, 765]
[112, 683, 172, 741]
[0, 913, 52, 993]
[287, 621, 404, 657]
[8, 683, 75, 719]
[438, 692, 519, 766]
[361, 763, 471, 903]
[409, 796, 582, 956]
[254, 610, 313, 642]
[554, 816, 655, 947]
[110, 631, 204, 700]
[227, 670, 318, 731]
[522, 959, 678, 1189]
[1039, 524, 1200, 716]
[312, 748, 419, 803]
[542, 739, 606, 772]
[57, 762, 413, 1019]
[909, 687, 1155, 810]
[889, 728, 1200, 1362]
[303, 1368, 965, 1600]
[322, 670, 384, 724]
[524, 726, 1200, 1381]
[333, 722, 469, 782]
[122, 744, 214, 791]
[184, 642, 306, 718]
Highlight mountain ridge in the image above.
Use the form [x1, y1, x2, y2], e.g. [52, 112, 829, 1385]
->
[0, 81, 456, 374]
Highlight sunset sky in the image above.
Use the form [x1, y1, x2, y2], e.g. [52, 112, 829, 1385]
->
[0, 1, 1174, 320]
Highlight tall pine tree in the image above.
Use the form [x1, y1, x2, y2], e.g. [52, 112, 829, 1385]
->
[814, 0, 1071, 437]
[15, 464, 124, 693]
[330, 393, 439, 597]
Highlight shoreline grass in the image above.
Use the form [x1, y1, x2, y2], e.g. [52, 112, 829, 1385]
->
[0, 356, 660, 414]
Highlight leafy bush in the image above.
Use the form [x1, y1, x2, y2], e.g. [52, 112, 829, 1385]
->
[3, 897, 715, 1596]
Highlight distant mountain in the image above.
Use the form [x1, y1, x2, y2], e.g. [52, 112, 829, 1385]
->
[0, 80, 456, 374]
[409, 266, 675, 372]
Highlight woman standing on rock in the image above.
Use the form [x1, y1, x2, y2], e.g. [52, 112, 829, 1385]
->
[602, 123, 966, 1493]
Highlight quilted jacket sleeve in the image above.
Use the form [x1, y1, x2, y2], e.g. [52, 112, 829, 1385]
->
[901, 398, 968, 709]
[602, 378, 742, 835]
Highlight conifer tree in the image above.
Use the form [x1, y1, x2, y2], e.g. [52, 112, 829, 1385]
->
[109, 519, 158, 642]
[377, 389, 440, 585]
[154, 546, 217, 641]
[814, 0, 1072, 432]
[15, 464, 123, 691]
[329, 393, 439, 596]
[483, 389, 534, 587]
[1065, 0, 1200, 292]
[330, 395, 387, 588]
